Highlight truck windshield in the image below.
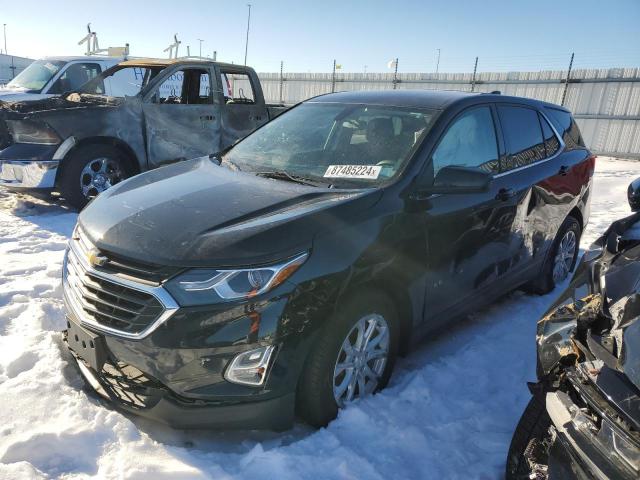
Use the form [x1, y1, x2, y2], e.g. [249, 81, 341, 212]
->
[79, 65, 163, 98]
[223, 103, 436, 187]
[6, 60, 66, 93]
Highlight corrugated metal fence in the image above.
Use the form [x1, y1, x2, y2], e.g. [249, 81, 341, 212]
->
[258, 68, 640, 158]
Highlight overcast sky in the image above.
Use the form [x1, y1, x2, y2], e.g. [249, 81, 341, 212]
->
[1, 0, 639, 73]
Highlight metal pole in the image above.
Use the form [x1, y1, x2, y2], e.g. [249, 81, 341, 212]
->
[393, 57, 399, 90]
[213, 50, 217, 61]
[197, 39, 203, 58]
[3, 24, 6, 55]
[435, 48, 441, 75]
[471, 56, 478, 92]
[244, 3, 251, 65]
[331, 59, 336, 93]
[561, 52, 574, 106]
[279, 60, 284, 104]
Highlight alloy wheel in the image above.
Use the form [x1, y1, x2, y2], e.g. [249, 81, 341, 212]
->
[80, 157, 125, 199]
[552, 230, 577, 283]
[332, 313, 390, 407]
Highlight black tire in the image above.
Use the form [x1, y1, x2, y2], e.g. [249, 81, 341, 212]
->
[296, 290, 399, 427]
[525, 215, 581, 295]
[506, 395, 552, 479]
[57, 144, 132, 210]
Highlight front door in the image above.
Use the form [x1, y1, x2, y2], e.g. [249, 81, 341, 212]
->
[142, 67, 222, 168]
[421, 105, 526, 325]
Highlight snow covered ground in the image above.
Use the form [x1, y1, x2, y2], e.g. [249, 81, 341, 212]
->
[0, 157, 638, 480]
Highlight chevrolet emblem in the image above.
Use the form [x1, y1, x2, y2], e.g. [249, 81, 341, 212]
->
[87, 249, 108, 268]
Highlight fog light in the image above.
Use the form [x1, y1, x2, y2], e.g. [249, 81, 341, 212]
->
[224, 345, 276, 386]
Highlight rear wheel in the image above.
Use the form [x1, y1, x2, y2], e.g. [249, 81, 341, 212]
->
[57, 145, 131, 210]
[296, 291, 399, 427]
[526, 215, 581, 294]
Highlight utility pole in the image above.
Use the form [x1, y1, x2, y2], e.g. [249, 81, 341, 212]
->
[393, 57, 399, 90]
[279, 61, 284, 104]
[244, 3, 252, 65]
[3, 24, 7, 55]
[561, 52, 574, 106]
[197, 39, 203, 58]
[471, 56, 478, 92]
[331, 59, 336, 93]
[435, 48, 441, 75]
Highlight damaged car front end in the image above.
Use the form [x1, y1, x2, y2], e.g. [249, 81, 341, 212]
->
[507, 181, 640, 479]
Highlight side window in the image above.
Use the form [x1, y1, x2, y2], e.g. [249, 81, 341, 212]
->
[544, 107, 585, 150]
[539, 113, 560, 157]
[49, 63, 101, 94]
[498, 106, 546, 172]
[432, 106, 499, 175]
[153, 69, 212, 105]
[220, 72, 256, 104]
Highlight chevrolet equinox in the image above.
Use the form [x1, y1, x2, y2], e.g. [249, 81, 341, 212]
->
[62, 90, 595, 429]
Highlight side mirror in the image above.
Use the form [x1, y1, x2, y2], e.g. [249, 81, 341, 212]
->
[628, 177, 640, 211]
[430, 165, 492, 193]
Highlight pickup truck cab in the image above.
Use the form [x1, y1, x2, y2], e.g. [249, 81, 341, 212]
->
[0, 56, 125, 102]
[0, 58, 286, 208]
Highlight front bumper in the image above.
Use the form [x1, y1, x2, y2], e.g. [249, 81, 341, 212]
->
[0, 159, 58, 189]
[63, 327, 296, 430]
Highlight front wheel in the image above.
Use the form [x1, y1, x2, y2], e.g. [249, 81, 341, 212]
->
[296, 291, 399, 427]
[57, 145, 131, 210]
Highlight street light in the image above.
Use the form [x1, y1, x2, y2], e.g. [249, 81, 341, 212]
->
[3, 24, 7, 55]
[197, 39, 203, 58]
[244, 4, 251, 65]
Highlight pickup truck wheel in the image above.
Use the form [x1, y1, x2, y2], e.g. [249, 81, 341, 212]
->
[58, 145, 131, 210]
[296, 291, 399, 427]
[524, 215, 581, 295]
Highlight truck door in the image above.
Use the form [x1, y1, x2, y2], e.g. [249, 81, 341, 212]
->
[142, 66, 222, 168]
[217, 67, 268, 150]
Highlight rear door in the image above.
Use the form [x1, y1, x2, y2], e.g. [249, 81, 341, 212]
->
[142, 66, 222, 168]
[494, 104, 590, 277]
[422, 104, 528, 323]
[216, 67, 268, 150]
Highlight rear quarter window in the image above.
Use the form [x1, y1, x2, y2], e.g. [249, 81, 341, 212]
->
[544, 107, 585, 150]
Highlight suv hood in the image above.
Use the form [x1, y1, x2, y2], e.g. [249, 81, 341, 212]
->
[79, 156, 380, 267]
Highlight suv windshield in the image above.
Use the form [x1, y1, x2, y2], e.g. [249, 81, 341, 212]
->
[223, 103, 436, 187]
[6, 60, 66, 92]
[79, 65, 163, 98]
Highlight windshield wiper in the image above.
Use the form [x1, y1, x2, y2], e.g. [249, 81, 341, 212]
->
[254, 170, 324, 187]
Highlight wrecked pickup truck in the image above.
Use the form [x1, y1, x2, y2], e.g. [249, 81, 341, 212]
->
[0, 58, 287, 208]
[506, 178, 640, 479]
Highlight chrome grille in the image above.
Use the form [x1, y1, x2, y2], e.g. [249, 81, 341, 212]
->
[63, 239, 179, 339]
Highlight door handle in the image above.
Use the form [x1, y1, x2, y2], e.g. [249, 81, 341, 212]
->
[496, 188, 516, 201]
[200, 115, 215, 121]
[558, 165, 569, 176]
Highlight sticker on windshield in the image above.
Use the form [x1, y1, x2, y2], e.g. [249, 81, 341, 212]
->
[323, 165, 381, 179]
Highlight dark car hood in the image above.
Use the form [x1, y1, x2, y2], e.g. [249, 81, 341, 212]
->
[0, 93, 119, 116]
[79, 157, 380, 267]
[600, 227, 640, 394]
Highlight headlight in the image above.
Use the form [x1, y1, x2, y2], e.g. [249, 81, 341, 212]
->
[6, 120, 61, 145]
[224, 345, 276, 386]
[165, 252, 308, 305]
